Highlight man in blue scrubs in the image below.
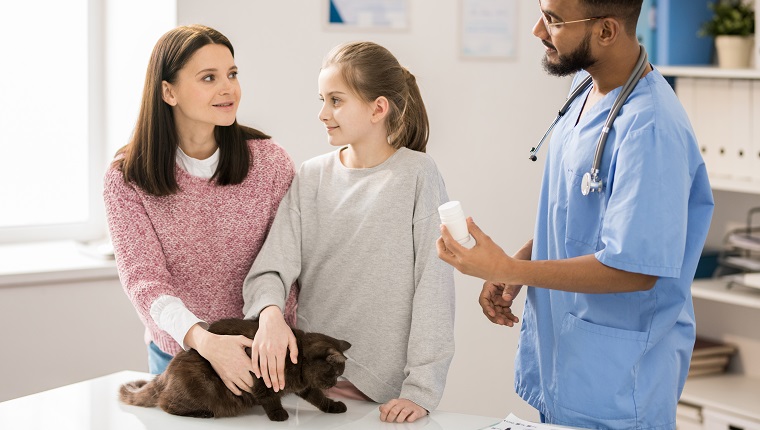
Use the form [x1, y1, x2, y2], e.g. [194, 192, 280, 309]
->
[437, 0, 714, 428]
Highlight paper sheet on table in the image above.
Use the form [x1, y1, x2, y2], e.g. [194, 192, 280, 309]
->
[482, 413, 587, 430]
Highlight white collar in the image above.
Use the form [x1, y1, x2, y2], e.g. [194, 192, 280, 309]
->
[175, 146, 220, 179]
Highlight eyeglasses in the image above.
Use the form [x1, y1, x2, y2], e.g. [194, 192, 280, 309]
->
[540, 11, 605, 36]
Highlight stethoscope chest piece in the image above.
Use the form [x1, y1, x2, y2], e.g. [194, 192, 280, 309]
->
[581, 171, 602, 196]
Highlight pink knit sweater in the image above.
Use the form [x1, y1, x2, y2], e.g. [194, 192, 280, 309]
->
[104, 139, 295, 355]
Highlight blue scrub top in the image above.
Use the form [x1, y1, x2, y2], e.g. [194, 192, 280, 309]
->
[514, 69, 714, 430]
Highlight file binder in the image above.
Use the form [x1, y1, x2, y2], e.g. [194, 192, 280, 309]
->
[656, 0, 714, 65]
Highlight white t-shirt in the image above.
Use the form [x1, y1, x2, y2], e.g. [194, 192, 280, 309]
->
[175, 146, 219, 179]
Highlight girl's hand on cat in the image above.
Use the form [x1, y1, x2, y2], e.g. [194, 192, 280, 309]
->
[251, 306, 298, 392]
[379, 398, 428, 423]
[185, 324, 255, 396]
[479, 281, 520, 327]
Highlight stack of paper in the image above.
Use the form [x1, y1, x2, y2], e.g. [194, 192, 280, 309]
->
[676, 402, 703, 430]
[741, 273, 760, 290]
[483, 413, 588, 430]
[689, 337, 737, 378]
[726, 233, 760, 252]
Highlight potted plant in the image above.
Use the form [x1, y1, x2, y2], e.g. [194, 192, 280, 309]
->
[700, 0, 755, 68]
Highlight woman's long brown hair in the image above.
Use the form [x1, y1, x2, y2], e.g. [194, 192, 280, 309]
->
[115, 24, 269, 196]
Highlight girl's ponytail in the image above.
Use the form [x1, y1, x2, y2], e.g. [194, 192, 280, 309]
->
[395, 68, 428, 153]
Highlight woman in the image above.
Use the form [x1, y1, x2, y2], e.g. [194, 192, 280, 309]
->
[103, 24, 295, 396]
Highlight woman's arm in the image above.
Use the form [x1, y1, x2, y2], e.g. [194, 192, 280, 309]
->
[104, 168, 255, 395]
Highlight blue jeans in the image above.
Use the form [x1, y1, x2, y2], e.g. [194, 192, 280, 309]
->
[147, 342, 173, 374]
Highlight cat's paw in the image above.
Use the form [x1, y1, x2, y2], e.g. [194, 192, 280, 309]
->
[326, 400, 347, 414]
[125, 380, 147, 390]
[266, 408, 289, 422]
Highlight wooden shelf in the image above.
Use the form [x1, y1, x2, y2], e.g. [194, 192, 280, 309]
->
[681, 374, 760, 422]
[691, 278, 760, 310]
[657, 65, 760, 80]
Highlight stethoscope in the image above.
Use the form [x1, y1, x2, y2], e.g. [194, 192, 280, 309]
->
[528, 45, 649, 196]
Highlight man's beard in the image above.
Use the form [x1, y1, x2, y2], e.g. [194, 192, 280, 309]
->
[542, 33, 596, 77]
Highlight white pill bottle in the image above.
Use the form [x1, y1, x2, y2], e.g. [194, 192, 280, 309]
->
[438, 201, 475, 249]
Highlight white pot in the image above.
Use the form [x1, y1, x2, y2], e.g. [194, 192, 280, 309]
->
[715, 35, 754, 68]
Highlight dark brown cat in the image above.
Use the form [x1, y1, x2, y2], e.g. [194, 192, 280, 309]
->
[119, 318, 351, 421]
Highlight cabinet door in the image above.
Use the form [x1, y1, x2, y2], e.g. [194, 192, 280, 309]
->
[703, 408, 760, 430]
[692, 78, 731, 178]
[730, 80, 753, 181]
[752, 81, 760, 184]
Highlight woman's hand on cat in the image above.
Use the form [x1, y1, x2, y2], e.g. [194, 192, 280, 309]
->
[185, 324, 255, 396]
[379, 398, 428, 423]
[250, 306, 298, 392]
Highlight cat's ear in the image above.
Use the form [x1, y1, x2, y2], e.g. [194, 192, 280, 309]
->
[326, 348, 347, 365]
[337, 340, 351, 352]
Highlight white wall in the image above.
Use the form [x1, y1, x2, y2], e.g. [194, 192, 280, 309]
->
[0, 278, 146, 402]
[104, 0, 178, 160]
[178, 0, 570, 419]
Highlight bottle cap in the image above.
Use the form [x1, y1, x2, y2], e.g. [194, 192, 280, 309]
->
[438, 201, 463, 219]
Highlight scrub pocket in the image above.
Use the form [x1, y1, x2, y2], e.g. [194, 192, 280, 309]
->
[564, 172, 605, 255]
[555, 313, 647, 420]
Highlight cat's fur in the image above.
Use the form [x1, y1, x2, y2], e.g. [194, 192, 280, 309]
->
[119, 318, 351, 421]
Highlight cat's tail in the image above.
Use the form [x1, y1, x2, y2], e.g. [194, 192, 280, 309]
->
[119, 379, 161, 407]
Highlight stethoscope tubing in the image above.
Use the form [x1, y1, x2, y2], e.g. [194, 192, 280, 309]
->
[528, 76, 593, 161]
[590, 45, 649, 178]
[529, 44, 649, 196]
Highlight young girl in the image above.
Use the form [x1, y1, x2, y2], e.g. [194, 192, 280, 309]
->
[242, 41, 455, 423]
[104, 25, 296, 396]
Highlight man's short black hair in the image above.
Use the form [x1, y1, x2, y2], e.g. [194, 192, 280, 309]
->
[580, 0, 643, 36]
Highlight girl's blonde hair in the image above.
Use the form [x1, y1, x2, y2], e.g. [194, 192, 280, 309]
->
[322, 42, 429, 152]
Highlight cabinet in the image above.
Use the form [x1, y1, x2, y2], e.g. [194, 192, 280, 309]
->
[659, 66, 760, 189]
[658, 65, 760, 430]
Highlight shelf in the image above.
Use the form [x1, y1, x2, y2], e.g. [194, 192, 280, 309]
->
[0, 241, 117, 287]
[681, 374, 760, 422]
[657, 65, 760, 79]
[691, 278, 760, 310]
[709, 176, 760, 194]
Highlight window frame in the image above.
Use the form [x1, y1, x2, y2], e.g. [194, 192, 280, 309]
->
[0, 0, 106, 245]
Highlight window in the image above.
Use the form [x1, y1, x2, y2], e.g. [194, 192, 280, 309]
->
[0, 0, 104, 243]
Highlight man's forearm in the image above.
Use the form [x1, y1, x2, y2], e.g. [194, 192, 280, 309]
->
[503, 254, 657, 294]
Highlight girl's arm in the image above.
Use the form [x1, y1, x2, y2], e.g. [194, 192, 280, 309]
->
[393, 167, 456, 420]
[242, 176, 303, 391]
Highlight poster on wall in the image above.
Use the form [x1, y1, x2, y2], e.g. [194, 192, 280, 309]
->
[326, 0, 408, 30]
[461, 0, 518, 59]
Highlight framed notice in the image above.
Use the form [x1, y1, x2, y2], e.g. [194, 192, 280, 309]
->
[461, 0, 518, 59]
[326, 0, 409, 30]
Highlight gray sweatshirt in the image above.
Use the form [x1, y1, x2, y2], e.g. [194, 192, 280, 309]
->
[242, 147, 455, 411]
